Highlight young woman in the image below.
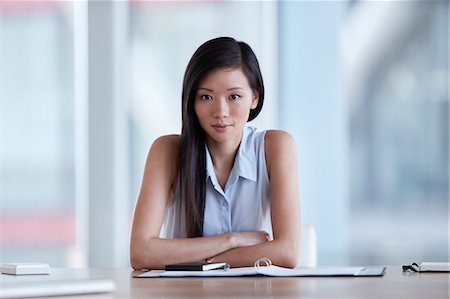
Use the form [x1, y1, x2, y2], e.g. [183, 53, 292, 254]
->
[130, 37, 300, 270]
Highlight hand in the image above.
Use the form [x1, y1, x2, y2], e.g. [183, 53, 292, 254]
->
[232, 231, 270, 248]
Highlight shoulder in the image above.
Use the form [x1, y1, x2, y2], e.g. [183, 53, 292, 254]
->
[147, 135, 180, 173]
[145, 134, 180, 194]
[264, 130, 297, 174]
[264, 130, 296, 153]
[151, 134, 180, 152]
[265, 130, 295, 143]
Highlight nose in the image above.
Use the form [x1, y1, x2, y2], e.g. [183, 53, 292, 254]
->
[213, 97, 229, 119]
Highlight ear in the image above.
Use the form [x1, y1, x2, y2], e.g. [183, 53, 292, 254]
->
[251, 91, 259, 109]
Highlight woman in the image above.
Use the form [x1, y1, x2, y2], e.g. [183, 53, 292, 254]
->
[130, 37, 300, 270]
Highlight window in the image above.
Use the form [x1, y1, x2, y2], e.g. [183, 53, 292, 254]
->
[279, 1, 448, 265]
[1, 2, 77, 266]
[346, 1, 449, 264]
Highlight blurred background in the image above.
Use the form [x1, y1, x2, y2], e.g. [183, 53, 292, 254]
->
[0, 0, 448, 267]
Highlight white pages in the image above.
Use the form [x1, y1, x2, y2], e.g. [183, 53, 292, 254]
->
[419, 262, 450, 272]
[135, 265, 374, 278]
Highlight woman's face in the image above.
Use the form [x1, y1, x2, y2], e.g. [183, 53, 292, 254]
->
[194, 67, 259, 146]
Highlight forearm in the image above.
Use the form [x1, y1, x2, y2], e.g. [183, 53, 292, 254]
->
[131, 233, 237, 270]
[211, 239, 299, 269]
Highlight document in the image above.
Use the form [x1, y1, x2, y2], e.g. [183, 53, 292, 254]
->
[135, 265, 386, 278]
[418, 262, 450, 272]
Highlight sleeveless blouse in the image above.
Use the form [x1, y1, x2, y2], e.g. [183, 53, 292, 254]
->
[161, 126, 272, 238]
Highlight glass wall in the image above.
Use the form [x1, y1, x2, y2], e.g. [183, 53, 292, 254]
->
[0, 2, 76, 266]
[279, 0, 448, 265]
[345, 1, 449, 265]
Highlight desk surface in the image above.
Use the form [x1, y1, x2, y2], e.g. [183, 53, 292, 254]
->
[1, 266, 448, 298]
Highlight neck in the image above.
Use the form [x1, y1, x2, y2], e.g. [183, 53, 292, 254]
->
[206, 131, 242, 166]
[206, 131, 243, 189]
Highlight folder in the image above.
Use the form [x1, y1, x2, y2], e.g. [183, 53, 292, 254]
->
[403, 262, 450, 273]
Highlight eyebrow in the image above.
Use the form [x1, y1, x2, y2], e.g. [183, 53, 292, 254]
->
[197, 87, 214, 92]
[227, 87, 244, 91]
[197, 87, 244, 92]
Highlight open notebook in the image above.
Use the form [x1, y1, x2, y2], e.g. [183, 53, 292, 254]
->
[135, 261, 386, 278]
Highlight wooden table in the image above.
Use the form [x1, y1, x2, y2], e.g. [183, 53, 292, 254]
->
[1, 266, 448, 298]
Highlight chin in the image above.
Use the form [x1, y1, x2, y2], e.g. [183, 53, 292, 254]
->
[208, 134, 231, 144]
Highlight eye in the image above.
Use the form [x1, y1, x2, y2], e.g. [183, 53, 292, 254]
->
[200, 95, 213, 101]
[229, 94, 241, 101]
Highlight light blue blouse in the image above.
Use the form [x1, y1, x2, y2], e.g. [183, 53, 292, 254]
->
[161, 126, 272, 238]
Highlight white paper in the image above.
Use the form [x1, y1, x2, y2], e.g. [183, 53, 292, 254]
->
[257, 266, 363, 277]
[420, 262, 450, 272]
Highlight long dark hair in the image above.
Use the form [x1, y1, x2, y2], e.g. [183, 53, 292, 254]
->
[179, 37, 265, 237]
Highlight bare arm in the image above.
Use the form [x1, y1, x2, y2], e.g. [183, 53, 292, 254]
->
[130, 136, 268, 270]
[211, 131, 301, 268]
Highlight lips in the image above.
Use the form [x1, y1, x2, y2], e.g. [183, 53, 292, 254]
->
[211, 123, 232, 132]
[212, 124, 231, 128]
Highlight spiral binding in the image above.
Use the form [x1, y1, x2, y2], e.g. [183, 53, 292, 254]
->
[254, 257, 273, 268]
